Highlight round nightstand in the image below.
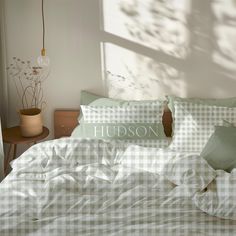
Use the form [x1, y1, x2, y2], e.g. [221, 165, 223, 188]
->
[3, 126, 49, 175]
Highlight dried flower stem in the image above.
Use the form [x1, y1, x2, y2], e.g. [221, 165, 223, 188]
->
[7, 57, 49, 110]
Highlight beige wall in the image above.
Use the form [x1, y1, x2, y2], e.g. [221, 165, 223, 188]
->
[3, 0, 236, 140]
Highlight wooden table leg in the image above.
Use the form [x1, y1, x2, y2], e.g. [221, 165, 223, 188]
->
[13, 144, 17, 160]
[4, 144, 13, 176]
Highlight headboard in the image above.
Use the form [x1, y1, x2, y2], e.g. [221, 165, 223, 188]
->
[54, 110, 80, 138]
[163, 109, 173, 137]
[54, 109, 173, 138]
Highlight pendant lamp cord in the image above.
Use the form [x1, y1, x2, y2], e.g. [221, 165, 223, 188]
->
[42, 0, 45, 50]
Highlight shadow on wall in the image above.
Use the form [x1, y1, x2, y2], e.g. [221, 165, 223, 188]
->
[100, 0, 236, 100]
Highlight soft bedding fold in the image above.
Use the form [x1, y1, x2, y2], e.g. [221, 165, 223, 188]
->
[0, 138, 235, 236]
[121, 145, 236, 220]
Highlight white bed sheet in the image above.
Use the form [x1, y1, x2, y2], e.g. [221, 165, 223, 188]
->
[0, 138, 235, 236]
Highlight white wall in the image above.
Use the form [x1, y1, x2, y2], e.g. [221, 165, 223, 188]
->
[3, 0, 236, 140]
[4, 0, 104, 139]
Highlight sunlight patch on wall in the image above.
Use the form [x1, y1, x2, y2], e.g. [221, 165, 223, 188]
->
[103, 43, 186, 100]
[212, 0, 236, 73]
[102, 0, 191, 59]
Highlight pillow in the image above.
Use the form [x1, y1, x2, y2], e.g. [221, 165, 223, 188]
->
[169, 101, 236, 153]
[81, 90, 167, 108]
[80, 90, 105, 105]
[73, 91, 170, 147]
[79, 91, 123, 120]
[201, 126, 236, 172]
[79, 90, 164, 121]
[167, 95, 236, 116]
[223, 120, 235, 127]
[72, 102, 168, 147]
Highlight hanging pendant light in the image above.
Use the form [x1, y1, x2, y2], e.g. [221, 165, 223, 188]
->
[37, 0, 50, 67]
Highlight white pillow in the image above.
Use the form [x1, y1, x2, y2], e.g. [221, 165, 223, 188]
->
[169, 101, 236, 153]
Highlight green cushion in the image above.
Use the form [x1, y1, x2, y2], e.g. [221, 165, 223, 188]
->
[79, 91, 123, 120]
[167, 95, 236, 115]
[200, 126, 236, 172]
[80, 90, 102, 105]
[223, 120, 235, 127]
[80, 90, 123, 106]
[81, 90, 163, 107]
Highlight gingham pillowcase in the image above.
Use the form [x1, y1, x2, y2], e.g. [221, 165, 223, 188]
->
[169, 101, 236, 153]
[79, 101, 168, 142]
[81, 102, 163, 123]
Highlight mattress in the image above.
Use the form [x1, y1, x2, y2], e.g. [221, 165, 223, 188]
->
[0, 138, 235, 236]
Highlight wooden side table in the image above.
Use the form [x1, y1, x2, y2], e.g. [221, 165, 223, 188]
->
[3, 126, 49, 176]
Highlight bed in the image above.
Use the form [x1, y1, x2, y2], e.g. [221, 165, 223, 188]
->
[0, 93, 236, 236]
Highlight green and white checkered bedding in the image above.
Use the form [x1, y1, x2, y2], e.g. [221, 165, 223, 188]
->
[0, 138, 235, 235]
[81, 103, 163, 123]
[170, 101, 236, 153]
[75, 102, 167, 141]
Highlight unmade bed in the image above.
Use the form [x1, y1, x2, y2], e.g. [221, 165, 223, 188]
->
[1, 92, 236, 235]
[0, 138, 235, 236]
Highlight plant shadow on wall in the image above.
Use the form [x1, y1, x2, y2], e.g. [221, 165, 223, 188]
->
[101, 0, 236, 100]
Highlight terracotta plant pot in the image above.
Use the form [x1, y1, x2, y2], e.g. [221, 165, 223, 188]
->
[19, 108, 43, 137]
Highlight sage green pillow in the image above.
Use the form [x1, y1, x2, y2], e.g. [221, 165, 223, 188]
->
[80, 90, 123, 106]
[79, 90, 167, 121]
[79, 91, 123, 120]
[80, 90, 103, 105]
[167, 95, 236, 115]
[74, 91, 170, 143]
[79, 90, 150, 121]
[81, 90, 164, 107]
[200, 126, 236, 172]
[72, 100, 168, 142]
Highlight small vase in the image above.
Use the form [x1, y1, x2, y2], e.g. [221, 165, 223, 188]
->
[19, 108, 43, 137]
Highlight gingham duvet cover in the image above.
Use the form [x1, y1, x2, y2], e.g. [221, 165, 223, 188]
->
[0, 138, 235, 236]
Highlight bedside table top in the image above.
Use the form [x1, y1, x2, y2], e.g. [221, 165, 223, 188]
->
[3, 126, 49, 144]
